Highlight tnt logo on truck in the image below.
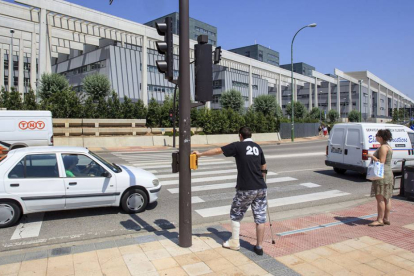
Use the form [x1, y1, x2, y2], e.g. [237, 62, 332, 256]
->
[18, 121, 45, 130]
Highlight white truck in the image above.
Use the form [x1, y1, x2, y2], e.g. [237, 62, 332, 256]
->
[0, 111, 53, 153]
[325, 123, 414, 174]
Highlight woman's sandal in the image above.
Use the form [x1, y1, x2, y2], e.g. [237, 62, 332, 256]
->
[383, 219, 391, 225]
[368, 221, 384, 227]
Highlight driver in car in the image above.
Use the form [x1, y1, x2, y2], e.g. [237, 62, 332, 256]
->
[63, 155, 95, 177]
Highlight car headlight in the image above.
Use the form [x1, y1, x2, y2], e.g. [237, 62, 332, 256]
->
[152, 179, 159, 187]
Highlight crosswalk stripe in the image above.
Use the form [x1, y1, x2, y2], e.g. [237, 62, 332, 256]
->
[266, 152, 325, 159]
[192, 196, 205, 203]
[130, 158, 226, 166]
[135, 161, 234, 169]
[156, 169, 238, 179]
[160, 172, 277, 186]
[195, 190, 350, 218]
[11, 213, 44, 240]
[167, 176, 296, 194]
[154, 164, 237, 174]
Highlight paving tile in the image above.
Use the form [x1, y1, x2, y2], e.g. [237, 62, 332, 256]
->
[24, 250, 48, 261]
[224, 251, 252, 266]
[151, 257, 179, 271]
[212, 266, 245, 276]
[0, 254, 24, 266]
[173, 253, 202, 267]
[390, 269, 414, 276]
[358, 236, 384, 246]
[19, 259, 48, 273]
[290, 262, 330, 276]
[47, 255, 75, 276]
[73, 259, 101, 274]
[275, 255, 306, 267]
[327, 255, 361, 268]
[135, 235, 158, 244]
[116, 238, 138, 247]
[311, 246, 341, 258]
[71, 243, 96, 254]
[366, 258, 406, 274]
[0, 262, 21, 276]
[198, 236, 222, 249]
[125, 258, 156, 275]
[119, 244, 144, 256]
[189, 237, 211, 253]
[327, 242, 356, 254]
[238, 262, 269, 276]
[349, 263, 385, 276]
[204, 258, 234, 272]
[157, 267, 188, 276]
[194, 249, 221, 262]
[398, 251, 414, 261]
[374, 243, 407, 254]
[73, 251, 98, 264]
[310, 258, 348, 275]
[343, 249, 378, 263]
[403, 223, 414, 230]
[145, 248, 171, 261]
[182, 262, 213, 276]
[359, 245, 392, 258]
[331, 269, 359, 276]
[141, 241, 165, 252]
[101, 264, 131, 276]
[94, 240, 117, 250]
[381, 254, 414, 271]
[294, 249, 323, 263]
[256, 258, 291, 273]
[342, 238, 372, 250]
[96, 248, 121, 264]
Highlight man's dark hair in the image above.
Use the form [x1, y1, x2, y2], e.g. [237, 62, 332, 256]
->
[239, 126, 252, 139]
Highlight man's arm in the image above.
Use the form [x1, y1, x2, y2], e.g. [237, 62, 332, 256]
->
[193, 148, 223, 157]
[261, 164, 267, 179]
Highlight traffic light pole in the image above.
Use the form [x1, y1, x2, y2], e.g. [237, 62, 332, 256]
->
[178, 0, 192, 248]
[173, 84, 178, 148]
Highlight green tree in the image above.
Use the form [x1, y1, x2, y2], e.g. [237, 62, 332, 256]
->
[328, 109, 339, 123]
[0, 86, 10, 109]
[285, 101, 308, 120]
[159, 96, 174, 127]
[82, 73, 111, 101]
[8, 87, 24, 110]
[38, 73, 70, 101]
[244, 108, 257, 133]
[107, 91, 122, 118]
[134, 99, 147, 119]
[45, 88, 83, 118]
[210, 109, 229, 134]
[348, 110, 361, 122]
[392, 108, 399, 122]
[309, 107, 322, 120]
[224, 108, 245, 134]
[219, 89, 244, 112]
[23, 88, 38, 110]
[82, 96, 98, 118]
[96, 97, 109, 118]
[253, 95, 280, 117]
[196, 108, 213, 134]
[122, 97, 135, 119]
[146, 98, 161, 127]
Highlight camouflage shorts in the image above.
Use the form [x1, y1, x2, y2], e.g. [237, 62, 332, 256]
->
[230, 189, 267, 224]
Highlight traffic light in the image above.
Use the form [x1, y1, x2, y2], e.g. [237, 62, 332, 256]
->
[169, 108, 174, 122]
[194, 35, 213, 103]
[214, 46, 222, 64]
[155, 17, 173, 81]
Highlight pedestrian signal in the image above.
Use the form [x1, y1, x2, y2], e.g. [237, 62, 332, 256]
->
[190, 154, 198, 170]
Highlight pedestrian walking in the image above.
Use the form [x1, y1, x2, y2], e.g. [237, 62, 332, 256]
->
[193, 126, 268, 255]
[323, 126, 328, 137]
[318, 125, 323, 136]
[368, 129, 394, 226]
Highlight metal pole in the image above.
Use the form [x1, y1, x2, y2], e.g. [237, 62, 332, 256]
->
[173, 84, 178, 148]
[178, 0, 192, 248]
[359, 80, 362, 122]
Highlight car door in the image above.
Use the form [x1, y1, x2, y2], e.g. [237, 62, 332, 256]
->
[61, 153, 117, 209]
[4, 154, 65, 212]
[344, 128, 363, 167]
[328, 127, 346, 164]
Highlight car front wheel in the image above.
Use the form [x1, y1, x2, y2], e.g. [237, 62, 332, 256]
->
[0, 201, 21, 228]
[121, 189, 148, 213]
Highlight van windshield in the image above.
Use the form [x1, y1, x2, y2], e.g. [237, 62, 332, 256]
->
[89, 151, 122, 173]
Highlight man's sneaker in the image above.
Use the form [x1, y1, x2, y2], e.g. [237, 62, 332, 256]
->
[254, 246, 263, 255]
[222, 239, 240, 251]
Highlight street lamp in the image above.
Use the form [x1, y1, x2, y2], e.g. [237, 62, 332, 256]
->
[291, 23, 317, 142]
[319, 90, 322, 121]
[358, 80, 363, 122]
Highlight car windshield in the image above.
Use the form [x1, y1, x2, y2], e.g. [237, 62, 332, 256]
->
[89, 151, 122, 173]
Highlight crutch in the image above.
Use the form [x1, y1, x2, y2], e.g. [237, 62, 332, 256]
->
[264, 172, 276, 244]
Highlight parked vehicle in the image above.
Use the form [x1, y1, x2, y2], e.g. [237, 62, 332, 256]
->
[325, 123, 414, 174]
[0, 146, 161, 228]
[0, 111, 53, 153]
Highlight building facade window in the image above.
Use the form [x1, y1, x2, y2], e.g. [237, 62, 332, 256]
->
[148, 85, 174, 94]
[212, 95, 220, 103]
[258, 50, 263, 61]
[213, 80, 222, 89]
[61, 60, 107, 77]
[232, 81, 249, 88]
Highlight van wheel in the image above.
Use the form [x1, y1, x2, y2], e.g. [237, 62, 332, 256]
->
[120, 189, 148, 214]
[334, 168, 347, 174]
[0, 201, 21, 228]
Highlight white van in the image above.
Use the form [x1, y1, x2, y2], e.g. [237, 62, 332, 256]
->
[325, 123, 414, 174]
[0, 111, 53, 152]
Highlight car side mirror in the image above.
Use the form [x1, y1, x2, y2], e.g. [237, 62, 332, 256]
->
[102, 171, 112, 178]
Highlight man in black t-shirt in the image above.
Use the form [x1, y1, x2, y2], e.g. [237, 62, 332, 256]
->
[193, 127, 267, 256]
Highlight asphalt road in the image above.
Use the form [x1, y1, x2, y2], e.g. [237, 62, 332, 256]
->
[0, 139, 381, 252]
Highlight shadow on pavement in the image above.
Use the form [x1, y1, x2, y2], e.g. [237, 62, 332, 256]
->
[314, 169, 368, 182]
[333, 216, 373, 226]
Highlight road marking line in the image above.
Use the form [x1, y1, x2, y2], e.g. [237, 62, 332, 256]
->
[277, 214, 377, 236]
[11, 213, 44, 240]
[160, 172, 277, 186]
[147, 170, 157, 173]
[266, 152, 325, 159]
[156, 169, 238, 179]
[192, 196, 205, 203]
[136, 161, 234, 169]
[300, 183, 321, 188]
[276, 167, 328, 174]
[130, 158, 226, 166]
[167, 176, 296, 193]
[155, 164, 237, 173]
[195, 190, 350, 218]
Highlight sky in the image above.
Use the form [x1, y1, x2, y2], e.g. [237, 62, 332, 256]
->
[8, 0, 414, 98]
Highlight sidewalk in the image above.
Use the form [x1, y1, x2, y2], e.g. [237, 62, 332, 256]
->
[89, 136, 328, 152]
[2, 198, 412, 276]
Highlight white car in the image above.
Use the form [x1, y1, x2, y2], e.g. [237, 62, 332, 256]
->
[0, 146, 161, 228]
